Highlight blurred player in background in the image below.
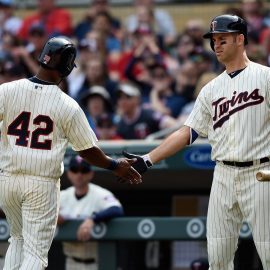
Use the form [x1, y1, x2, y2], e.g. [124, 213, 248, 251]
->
[58, 155, 124, 270]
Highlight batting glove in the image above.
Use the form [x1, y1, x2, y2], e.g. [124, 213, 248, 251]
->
[122, 151, 153, 174]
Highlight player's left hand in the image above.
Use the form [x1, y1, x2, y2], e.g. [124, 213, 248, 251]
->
[113, 158, 142, 185]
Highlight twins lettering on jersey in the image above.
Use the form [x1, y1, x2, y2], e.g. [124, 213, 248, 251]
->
[212, 88, 264, 130]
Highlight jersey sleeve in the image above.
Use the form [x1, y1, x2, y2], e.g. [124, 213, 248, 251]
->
[65, 106, 98, 151]
[184, 87, 212, 138]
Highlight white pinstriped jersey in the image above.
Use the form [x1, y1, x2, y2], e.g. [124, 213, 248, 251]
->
[0, 78, 97, 179]
[59, 183, 122, 220]
[59, 183, 122, 259]
[185, 61, 270, 162]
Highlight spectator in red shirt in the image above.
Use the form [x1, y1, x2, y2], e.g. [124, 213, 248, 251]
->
[17, 0, 73, 41]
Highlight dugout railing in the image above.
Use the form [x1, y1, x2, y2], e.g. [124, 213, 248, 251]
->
[0, 217, 253, 270]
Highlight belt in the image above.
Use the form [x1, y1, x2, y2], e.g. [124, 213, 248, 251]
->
[71, 257, 96, 264]
[222, 157, 270, 167]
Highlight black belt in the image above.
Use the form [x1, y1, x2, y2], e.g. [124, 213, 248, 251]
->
[71, 257, 96, 264]
[222, 157, 270, 167]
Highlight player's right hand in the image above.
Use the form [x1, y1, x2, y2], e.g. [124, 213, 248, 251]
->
[116, 151, 153, 184]
[122, 151, 152, 174]
[113, 157, 142, 185]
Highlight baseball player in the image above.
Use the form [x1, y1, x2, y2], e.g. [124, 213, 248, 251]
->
[0, 36, 141, 270]
[123, 14, 270, 270]
[58, 155, 124, 270]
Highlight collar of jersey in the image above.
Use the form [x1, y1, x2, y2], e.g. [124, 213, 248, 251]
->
[28, 76, 55, 85]
[227, 67, 247, 78]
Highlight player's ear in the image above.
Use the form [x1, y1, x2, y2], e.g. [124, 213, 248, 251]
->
[238, 33, 245, 46]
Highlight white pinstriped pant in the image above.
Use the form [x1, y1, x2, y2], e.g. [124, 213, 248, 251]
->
[0, 174, 60, 270]
[207, 162, 270, 270]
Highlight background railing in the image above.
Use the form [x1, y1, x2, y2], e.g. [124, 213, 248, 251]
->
[0, 217, 253, 270]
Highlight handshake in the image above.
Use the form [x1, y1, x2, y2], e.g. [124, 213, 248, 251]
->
[118, 151, 153, 183]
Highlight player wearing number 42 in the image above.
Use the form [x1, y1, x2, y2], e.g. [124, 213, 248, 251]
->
[0, 36, 141, 270]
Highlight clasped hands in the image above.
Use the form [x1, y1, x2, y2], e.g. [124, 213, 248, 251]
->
[116, 151, 153, 184]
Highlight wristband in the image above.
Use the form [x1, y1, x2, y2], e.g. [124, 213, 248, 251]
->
[107, 159, 118, 170]
[142, 154, 153, 167]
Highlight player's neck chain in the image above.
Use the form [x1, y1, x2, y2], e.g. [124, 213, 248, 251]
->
[28, 76, 56, 85]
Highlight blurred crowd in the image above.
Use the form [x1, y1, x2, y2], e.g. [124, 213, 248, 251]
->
[1, 0, 270, 140]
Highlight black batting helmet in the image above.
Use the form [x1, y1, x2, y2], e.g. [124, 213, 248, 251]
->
[38, 36, 77, 77]
[203, 14, 248, 50]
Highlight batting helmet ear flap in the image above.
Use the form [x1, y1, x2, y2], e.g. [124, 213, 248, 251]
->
[58, 46, 77, 77]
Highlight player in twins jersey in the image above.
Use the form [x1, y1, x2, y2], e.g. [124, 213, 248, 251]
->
[0, 36, 141, 270]
[58, 155, 124, 270]
[122, 14, 270, 270]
